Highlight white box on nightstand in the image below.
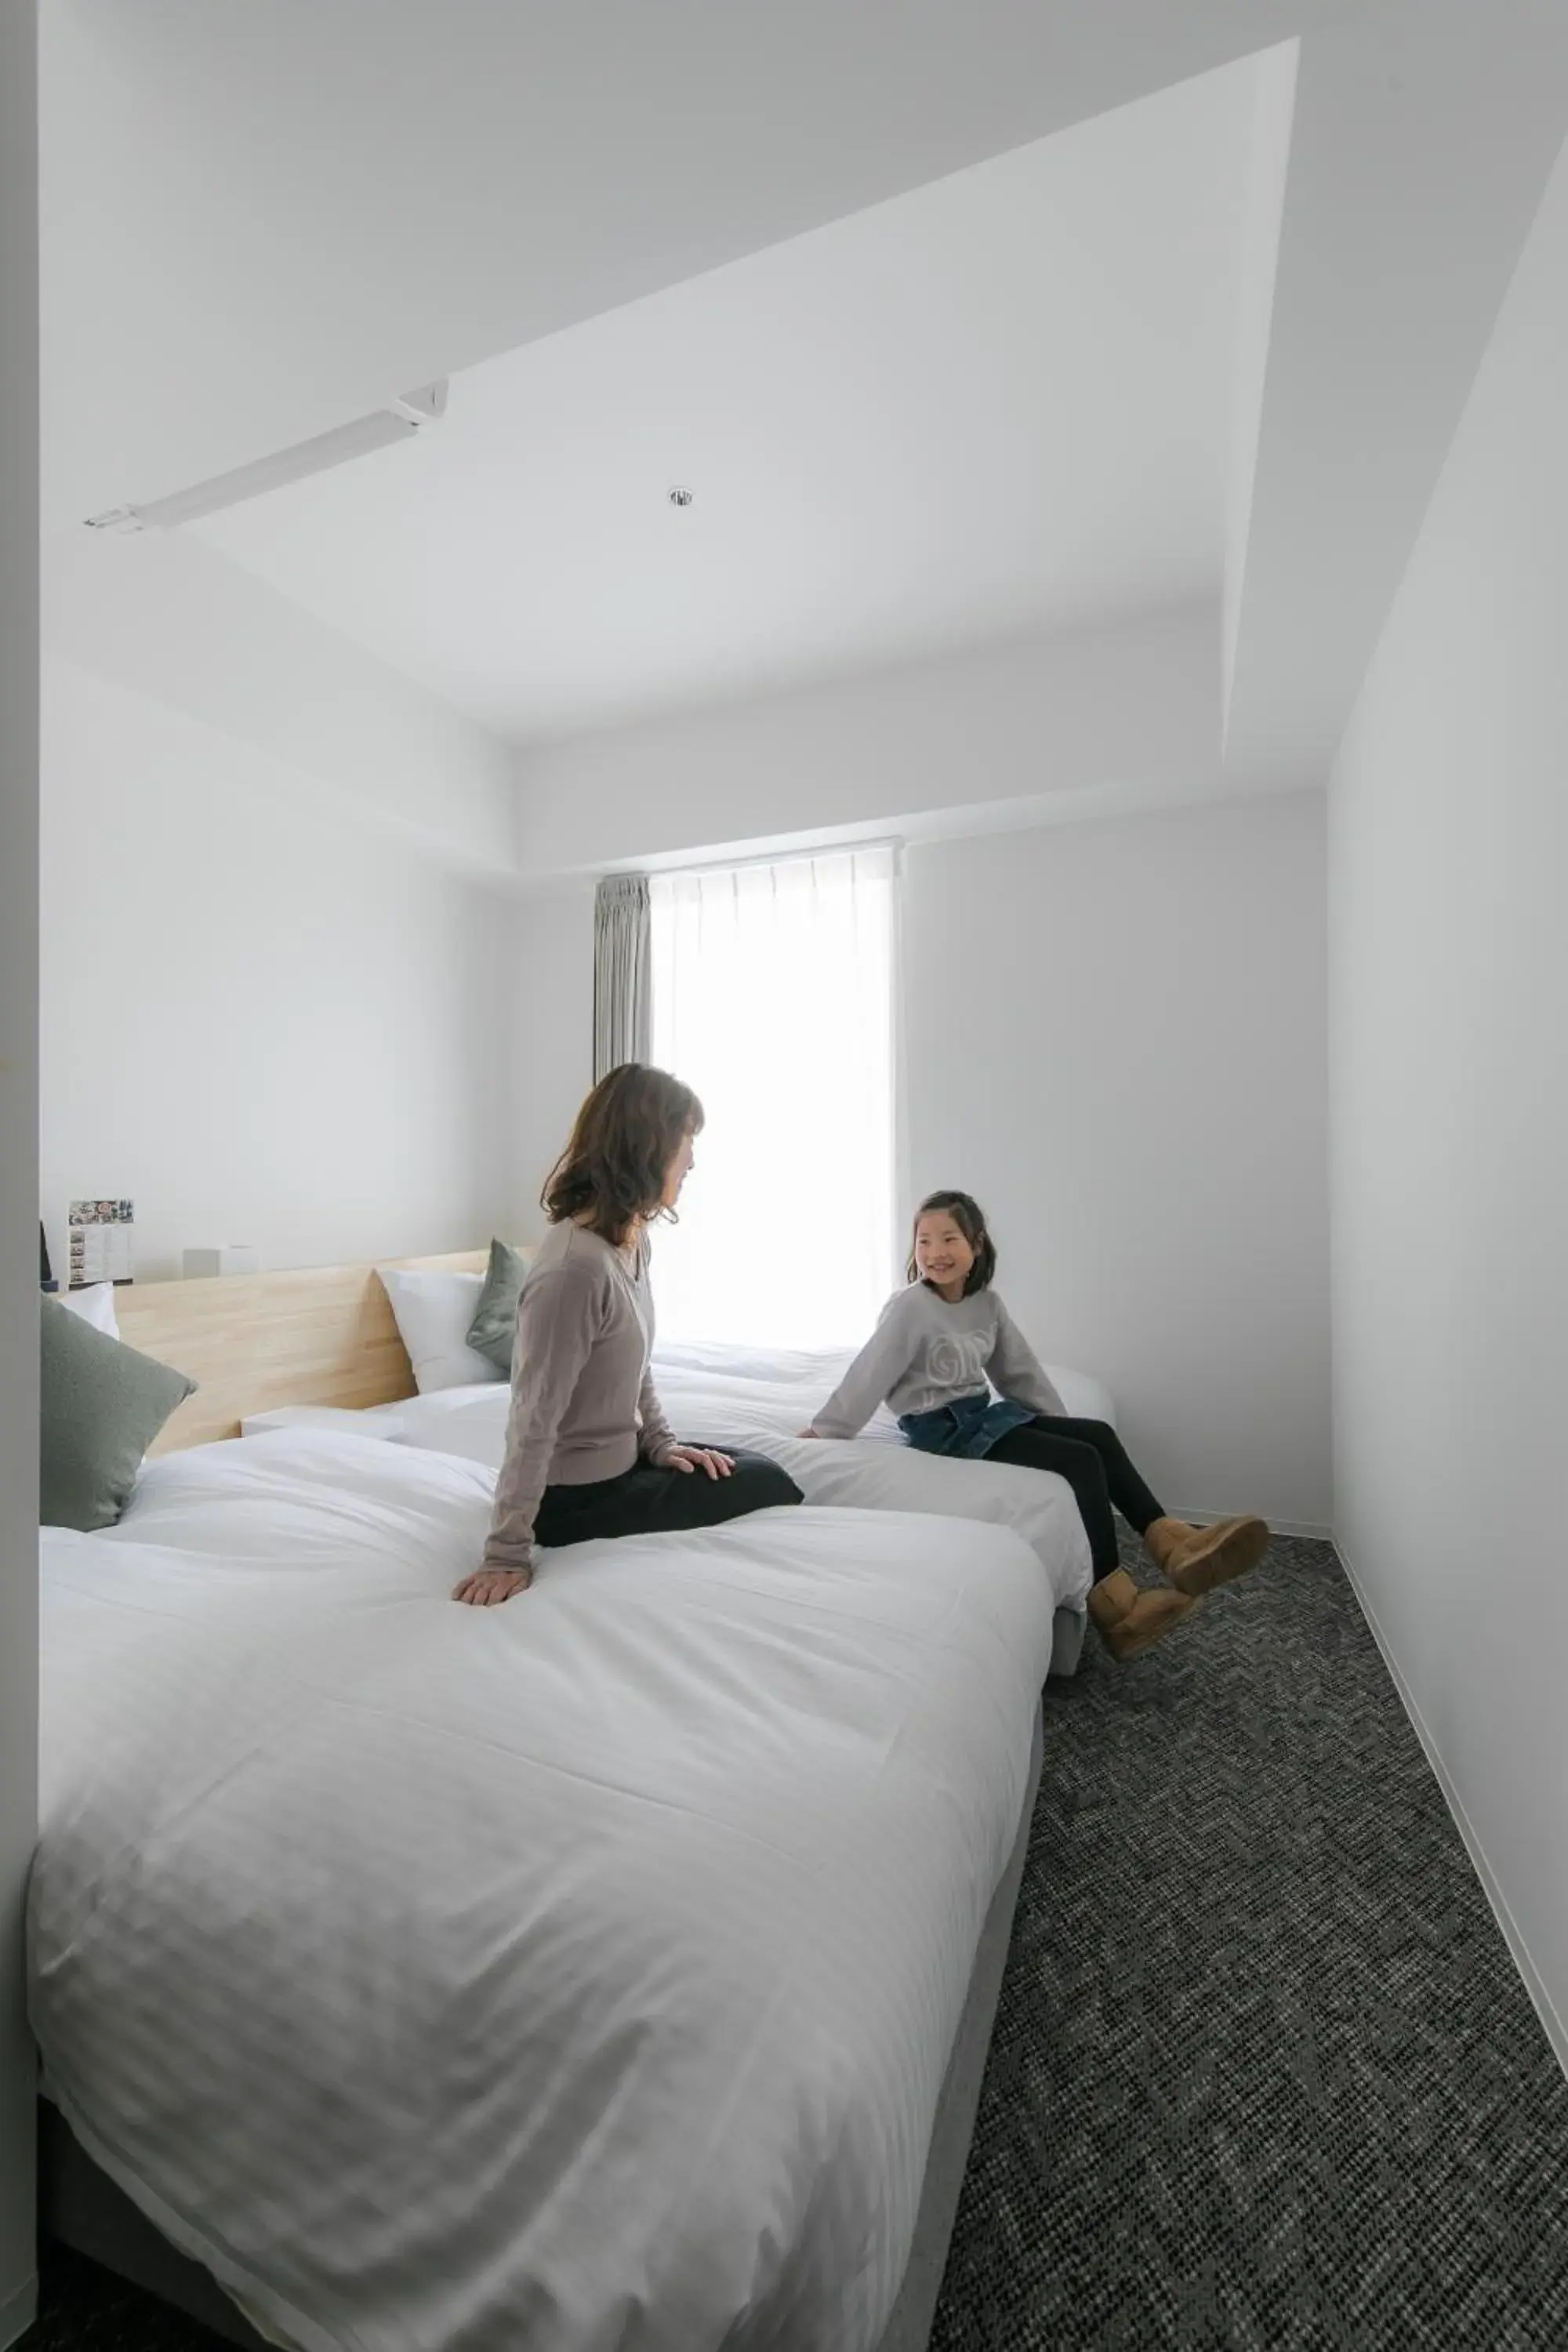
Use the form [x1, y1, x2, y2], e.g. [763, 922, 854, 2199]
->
[183, 1247, 260, 1279]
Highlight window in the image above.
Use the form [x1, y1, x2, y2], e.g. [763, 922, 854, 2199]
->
[650, 847, 897, 1348]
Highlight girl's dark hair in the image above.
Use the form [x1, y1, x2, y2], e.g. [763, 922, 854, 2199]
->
[906, 1189, 996, 1295]
[543, 1064, 704, 1243]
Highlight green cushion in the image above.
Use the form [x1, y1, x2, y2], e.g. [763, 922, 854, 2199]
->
[41, 1294, 197, 1531]
[466, 1238, 531, 1374]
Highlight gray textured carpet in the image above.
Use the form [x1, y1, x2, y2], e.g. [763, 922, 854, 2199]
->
[22, 1536, 1568, 2350]
[929, 1532, 1568, 2350]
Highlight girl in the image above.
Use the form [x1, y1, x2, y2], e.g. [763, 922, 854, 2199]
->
[801, 1190, 1269, 1661]
[455, 1065, 801, 1605]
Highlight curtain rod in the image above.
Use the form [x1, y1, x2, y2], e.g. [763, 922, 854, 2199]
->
[612, 836, 903, 886]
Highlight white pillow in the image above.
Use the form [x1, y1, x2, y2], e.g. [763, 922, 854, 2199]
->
[60, 1283, 120, 1340]
[376, 1267, 502, 1395]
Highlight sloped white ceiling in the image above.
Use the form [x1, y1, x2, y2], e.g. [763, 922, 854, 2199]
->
[192, 59, 1259, 743]
[40, 0, 1358, 528]
[39, 0, 1568, 872]
[1221, 0, 1568, 782]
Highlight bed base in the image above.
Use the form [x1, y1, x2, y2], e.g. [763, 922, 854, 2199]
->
[38, 2103, 270, 2348]
[39, 1708, 1044, 2352]
[873, 1701, 1044, 2349]
[1047, 1601, 1085, 1679]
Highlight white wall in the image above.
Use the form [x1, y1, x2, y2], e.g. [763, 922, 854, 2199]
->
[509, 800, 1330, 1530]
[46, 527, 515, 877]
[906, 793, 1330, 1530]
[40, 660, 518, 1281]
[1330, 131, 1568, 2062]
[510, 884, 596, 1225]
[0, 5, 38, 2338]
[514, 603, 1221, 880]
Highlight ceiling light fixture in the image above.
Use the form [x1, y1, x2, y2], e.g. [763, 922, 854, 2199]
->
[667, 485, 694, 508]
[84, 382, 449, 535]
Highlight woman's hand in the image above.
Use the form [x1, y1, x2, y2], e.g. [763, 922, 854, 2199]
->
[797, 1426, 822, 1439]
[666, 1445, 735, 1479]
[452, 1566, 532, 1606]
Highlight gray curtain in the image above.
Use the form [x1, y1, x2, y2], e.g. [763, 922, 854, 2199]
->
[593, 873, 652, 1081]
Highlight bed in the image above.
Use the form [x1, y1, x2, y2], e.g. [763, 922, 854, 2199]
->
[36, 1261, 1065, 2351]
[243, 1325, 1102, 1680]
[108, 1253, 1103, 1672]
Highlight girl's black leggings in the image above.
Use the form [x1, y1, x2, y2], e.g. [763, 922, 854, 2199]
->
[985, 1416, 1164, 1581]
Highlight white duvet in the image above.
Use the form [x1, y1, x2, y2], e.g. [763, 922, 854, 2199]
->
[274, 1340, 1101, 1617]
[34, 1430, 1054, 2352]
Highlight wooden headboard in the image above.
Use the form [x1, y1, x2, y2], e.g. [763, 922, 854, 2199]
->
[114, 1250, 490, 1453]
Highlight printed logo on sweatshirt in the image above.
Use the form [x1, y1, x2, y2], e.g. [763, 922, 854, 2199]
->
[927, 1333, 989, 1392]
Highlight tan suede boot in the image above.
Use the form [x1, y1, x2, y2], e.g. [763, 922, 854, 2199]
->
[1144, 1514, 1270, 1598]
[1086, 1567, 1200, 1661]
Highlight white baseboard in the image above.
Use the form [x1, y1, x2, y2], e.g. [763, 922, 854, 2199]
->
[0, 2273, 37, 2350]
[1337, 1537, 1568, 2082]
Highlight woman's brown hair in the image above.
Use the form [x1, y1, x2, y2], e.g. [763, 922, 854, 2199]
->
[906, 1189, 996, 1295]
[543, 1064, 704, 1243]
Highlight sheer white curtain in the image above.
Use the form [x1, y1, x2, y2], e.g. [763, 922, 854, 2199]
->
[650, 847, 897, 1348]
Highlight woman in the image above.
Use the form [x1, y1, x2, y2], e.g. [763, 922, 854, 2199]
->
[455, 1065, 800, 1605]
[801, 1189, 1270, 1661]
